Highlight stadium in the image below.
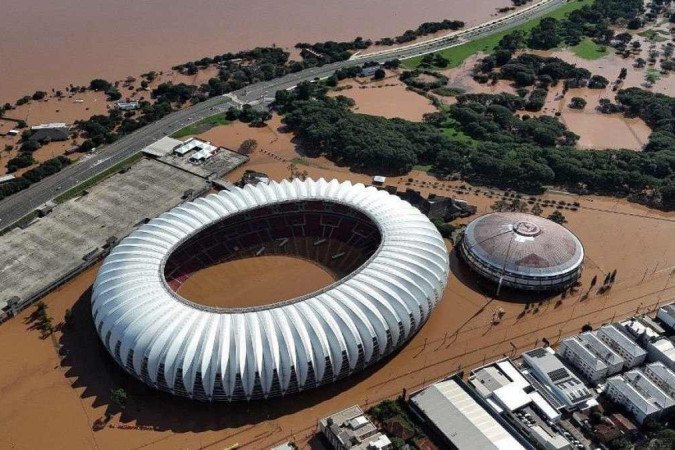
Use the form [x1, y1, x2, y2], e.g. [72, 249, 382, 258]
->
[459, 212, 584, 292]
[91, 178, 449, 401]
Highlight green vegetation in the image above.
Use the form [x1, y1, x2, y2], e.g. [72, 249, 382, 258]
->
[0, 156, 72, 203]
[639, 28, 669, 42]
[54, 153, 143, 204]
[171, 114, 231, 138]
[570, 37, 608, 59]
[403, 0, 593, 69]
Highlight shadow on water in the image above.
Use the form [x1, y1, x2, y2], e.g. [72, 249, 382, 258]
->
[58, 285, 410, 434]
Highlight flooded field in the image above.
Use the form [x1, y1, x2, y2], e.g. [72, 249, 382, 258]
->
[177, 255, 337, 309]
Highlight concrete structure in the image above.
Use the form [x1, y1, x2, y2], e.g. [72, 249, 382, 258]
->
[396, 188, 476, 221]
[645, 337, 675, 370]
[92, 179, 449, 401]
[459, 213, 584, 292]
[605, 370, 675, 424]
[318, 405, 391, 450]
[642, 362, 675, 398]
[141, 136, 183, 158]
[0, 158, 206, 317]
[160, 140, 247, 179]
[521, 348, 595, 411]
[656, 303, 675, 332]
[409, 375, 531, 450]
[557, 333, 623, 383]
[469, 359, 561, 422]
[596, 324, 647, 370]
[116, 101, 140, 110]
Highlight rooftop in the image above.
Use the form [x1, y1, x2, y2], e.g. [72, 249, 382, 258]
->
[597, 324, 647, 359]
[319, 405, 390, 450]
[141, 136, 183, 158]
[649, 337, 675, 363]
[608, 370, 675, 416]
[410, 377, 527, 450]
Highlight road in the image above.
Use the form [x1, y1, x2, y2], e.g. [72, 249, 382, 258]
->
[0, 0, 566, 230]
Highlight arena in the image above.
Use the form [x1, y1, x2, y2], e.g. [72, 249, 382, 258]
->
[91, 178, 449, 401]
[459, 212, 584, 292]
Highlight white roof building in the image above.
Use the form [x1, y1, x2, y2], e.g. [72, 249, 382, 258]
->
[174, 137, 217, 157]
[558, 333, 623, 383]
[141, 136, 183, 158]
[318, 405, 392, 450]
[642, 362, 675, 398]
[410, 377, 529, 450]
[31, 122, 68, 130]
[646, 337, 675, 370]
[657, 303, 675, 332]
[521, 348, 595, 411]
[596, 324, 647, 369]
[605, 370, 675, 424]
[91, 178, 449, 401]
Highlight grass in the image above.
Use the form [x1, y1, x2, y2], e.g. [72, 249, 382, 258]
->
[441, 124, 475, 145]
[638, 28, 669, 43]
[171, 114, 231, 138]
[403, 0, 594, 69]
[54, 153, 143, 204]
[570, 37, 608, 60]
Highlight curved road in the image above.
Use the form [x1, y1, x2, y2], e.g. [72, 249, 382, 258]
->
[0, 0, 566, 230]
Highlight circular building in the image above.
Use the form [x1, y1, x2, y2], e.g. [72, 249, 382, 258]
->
[92, 178, 449, 401]
[459, 212, 583, 292]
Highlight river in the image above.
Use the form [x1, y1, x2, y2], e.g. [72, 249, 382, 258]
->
[0, 0, 512, 103]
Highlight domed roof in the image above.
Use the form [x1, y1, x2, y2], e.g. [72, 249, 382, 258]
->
[91, 178, 449, 401]
[462, 212, 583, 278]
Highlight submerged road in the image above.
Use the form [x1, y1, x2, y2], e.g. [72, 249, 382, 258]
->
[0, 0, 565, 230]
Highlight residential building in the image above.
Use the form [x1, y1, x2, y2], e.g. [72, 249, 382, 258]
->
[409, 375, 532, 450]
[557, 333, 623, 383]
[596, 324, 647, 369]
[29, 127, 69, 143]
[318, 405, 392, 450]
[116, 100, 140, 110]
[656, 303, 675, 332]
[642, 362, 675, 398]
[605, 370, 674, 424]
[645, 337, 675, 370]
[521, 348, 595, 411]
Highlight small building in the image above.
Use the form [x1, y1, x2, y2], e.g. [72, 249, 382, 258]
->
[318, 405, 392, 450]
[142, 136, 183, 158]
[521, 348, 595, 411]
[239, 170, 270, 187]
[31, 122, 67, 130]
[0, 174, 16, 184]
[642, 361, 675, 398]
[174, 137, 217, 157]
[371, 175, 386, 186]
[645, 337, 675, 370]
[596, 324, 647, 370]
[557, 333, 623, 383]
[29, 127, 70, 143]
[189, 146, 216, 163]
[299, 48, 324, 60]
[116, 100, 140, 111]
[397, 188, 476, 221]
[656, 303, 675, 332]
[620, 317, 664, 343]
[409, 375, 532, 450]
[605, 370, 675, 424]
[360, 64, 381, 77]
[7, 129, 19, 136]
[36, 200, 57, 217]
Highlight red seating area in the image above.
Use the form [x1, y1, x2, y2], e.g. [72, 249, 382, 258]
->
[164, 201, 381, 289]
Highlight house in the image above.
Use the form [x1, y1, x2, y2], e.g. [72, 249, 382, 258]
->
[645, 337, 675, 370]
[596, 324, 647, 370]
[29, 127, 70, 143]
[116, 100, 140, 111]
[318, 405, 392, 450]
[557, 333, 624, 383]
[605, 370, 674, 424]
[360, 64, 381, 77]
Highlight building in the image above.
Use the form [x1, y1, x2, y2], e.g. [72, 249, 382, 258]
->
[116, 100, 140, 110]
[299, 48, 324, 60]
[642, 362, 675, 398]
[0, 174, 16, 184]
[596, 324, 647, 370]
[239, 170, 270, 186]
[360, 64, 382, 77]
[656, 303, 675, 332]
[371, 175, 386, 186]
[645, 337, 675, 370]
[459, 213, 584, 292]
[521, 348, 595, 411]
[557, 333, 623, 383]
[621, 317, 664, 342]
[91, 178, 449, 401]
[605, 370, 675, 424]
[31, 122, 67, 130]
[173, 137, 217, 157]
[318, 405, 391, 450]
[189, 146, 216, 163]
[397, 188, 476, 221]
[410, 375, 532, 450]
[141, 136, 183, 158]
[28, 126, 69, 143]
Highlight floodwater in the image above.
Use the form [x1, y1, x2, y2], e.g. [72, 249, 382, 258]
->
[1, 0, 512, 103]
[176, 255, 336, 308]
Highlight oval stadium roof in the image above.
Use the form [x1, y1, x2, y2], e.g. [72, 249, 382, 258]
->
[91, 178, 449, 401]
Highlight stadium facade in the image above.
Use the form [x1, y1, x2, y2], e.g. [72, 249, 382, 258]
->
[459, 212, 583, 292]
[92, 178, 449, 401]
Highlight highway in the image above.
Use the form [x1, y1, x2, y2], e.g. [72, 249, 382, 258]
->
[0, 0, 565, 230]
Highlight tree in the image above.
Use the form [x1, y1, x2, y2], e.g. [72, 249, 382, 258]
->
[531, 203, 544, 216]
[287, 163, 308, 181]
[569, 97, 587, 109]
[238, 139, 258, 155]
[89, 79, 113, 92]
[547, 210, 567, 224]
[373, 68, 386, 80]
[64, 308, 74, 328]
[110, 388, 127, 410]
